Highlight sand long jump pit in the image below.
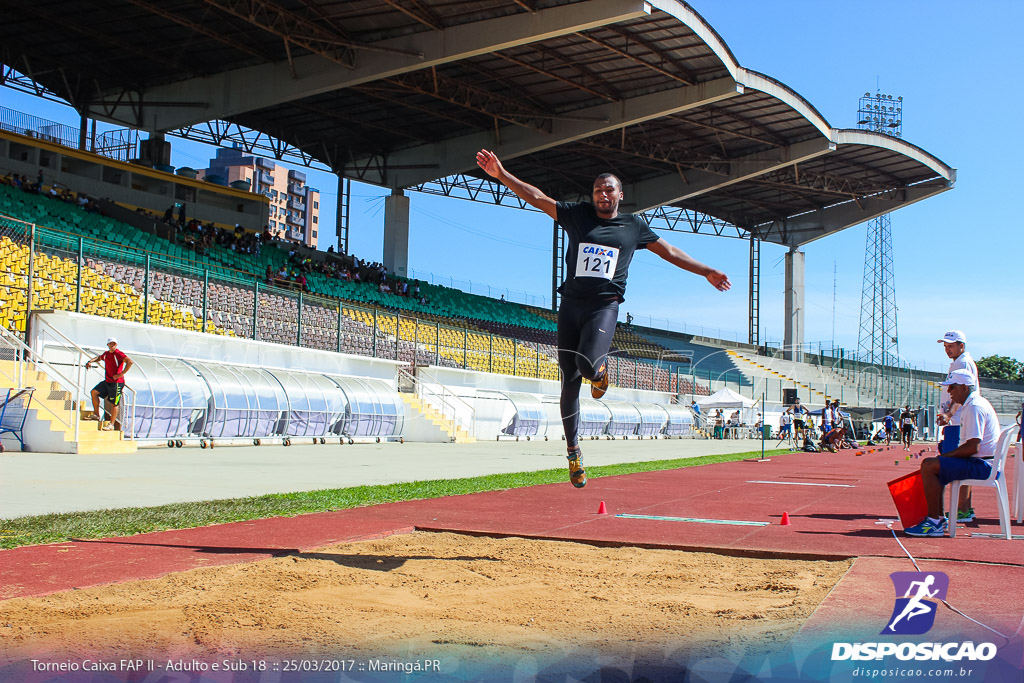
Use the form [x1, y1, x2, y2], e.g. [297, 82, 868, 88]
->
[0, 531, 851, 680]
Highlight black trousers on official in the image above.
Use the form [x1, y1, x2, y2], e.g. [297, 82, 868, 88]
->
[557, 295, 618, 448]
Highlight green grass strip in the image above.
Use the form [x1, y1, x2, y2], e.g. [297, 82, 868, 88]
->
[0, 448, 788, 550]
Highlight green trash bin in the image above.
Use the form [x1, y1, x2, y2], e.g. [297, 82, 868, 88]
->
[762, 425, 772, 439]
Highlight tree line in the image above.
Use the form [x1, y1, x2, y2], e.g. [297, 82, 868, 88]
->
[976, 355, 1024, 382]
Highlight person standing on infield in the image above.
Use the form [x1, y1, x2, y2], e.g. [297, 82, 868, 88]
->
[84, 337, 133, 430]
[476, 149, 731, 488]
[900, 405, 916, 450]
[884, 412, 896, 446]
[936, 330, 979, 452]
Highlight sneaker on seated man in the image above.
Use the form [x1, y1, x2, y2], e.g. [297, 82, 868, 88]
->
[904, 368, 999, 537]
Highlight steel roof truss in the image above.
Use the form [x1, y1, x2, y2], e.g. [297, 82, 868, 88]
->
[90, 0, 652, 131]
[630, 137, 835, 211]
[772, 182, 952, 247]
[349, 76, 741, 187]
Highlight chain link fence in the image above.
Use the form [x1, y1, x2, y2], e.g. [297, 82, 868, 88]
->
[2, 213, 699, 394]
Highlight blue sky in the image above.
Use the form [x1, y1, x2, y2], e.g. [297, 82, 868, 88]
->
[2, 0, 1018, 373]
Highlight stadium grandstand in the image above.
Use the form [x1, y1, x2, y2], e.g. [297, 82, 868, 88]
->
[1, 0, 1020, 455]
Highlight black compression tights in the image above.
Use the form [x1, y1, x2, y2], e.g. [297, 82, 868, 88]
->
[557, 296, 619, 448]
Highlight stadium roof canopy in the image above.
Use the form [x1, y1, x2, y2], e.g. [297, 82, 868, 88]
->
[0, 0, 954, 248]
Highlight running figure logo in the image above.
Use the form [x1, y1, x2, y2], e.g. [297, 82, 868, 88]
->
[882, 572, 949, 635]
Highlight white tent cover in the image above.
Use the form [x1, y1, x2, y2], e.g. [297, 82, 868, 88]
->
[696, 387, 756, 409]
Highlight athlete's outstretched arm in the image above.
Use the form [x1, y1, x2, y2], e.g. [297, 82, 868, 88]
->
[476, 149, 557, 221]
[647, 238, 731, 292]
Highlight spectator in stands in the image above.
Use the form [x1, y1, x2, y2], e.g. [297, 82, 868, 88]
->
[475, 148, 730, 489]
[905, 369, 999, 537]
[499, 294, 506, 302]
[83, 337, 133, 431]
[413, 282, 421, 298]
[295, 272, 308, 292]
[900, 405, 916, 450]
[626, 312, 634, 329]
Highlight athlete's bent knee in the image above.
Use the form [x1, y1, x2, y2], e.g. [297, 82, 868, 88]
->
[576, 355, 605, 381]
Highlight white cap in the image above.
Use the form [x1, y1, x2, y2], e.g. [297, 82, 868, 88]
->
[940, 369, 975, 387]
[937, 330, 966, 344]
[106, 337, 117, 344]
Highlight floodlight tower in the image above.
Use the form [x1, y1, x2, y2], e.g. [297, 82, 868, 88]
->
[856, 92, 903, 392]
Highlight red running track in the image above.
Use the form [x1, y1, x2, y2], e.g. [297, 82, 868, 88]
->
[1, 445, 1020, 605]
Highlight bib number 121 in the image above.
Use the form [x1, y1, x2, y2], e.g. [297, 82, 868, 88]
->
[575, 243, 618, 280]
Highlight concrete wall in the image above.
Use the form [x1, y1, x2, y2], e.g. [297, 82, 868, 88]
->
[0, 130, 267, 230]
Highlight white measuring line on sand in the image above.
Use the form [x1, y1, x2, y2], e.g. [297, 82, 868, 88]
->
[615, 514, 768, 526]
[746, 480, 855, 487]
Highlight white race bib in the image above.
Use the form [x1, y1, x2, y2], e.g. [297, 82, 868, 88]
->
[575, 243, 618, 280]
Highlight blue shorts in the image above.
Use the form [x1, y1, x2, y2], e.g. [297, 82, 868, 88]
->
[938, 426, 960, 455]
[937, 456, 992, 485]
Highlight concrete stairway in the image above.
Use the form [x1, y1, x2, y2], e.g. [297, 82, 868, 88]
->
[400, 393, 476, 443]
[0, 360, 136, 454]
[725, 350, 876, 406]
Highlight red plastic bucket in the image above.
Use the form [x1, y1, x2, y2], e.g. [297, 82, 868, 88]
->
[887, 470, 928, 528]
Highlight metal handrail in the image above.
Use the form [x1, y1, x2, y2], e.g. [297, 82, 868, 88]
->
[398, 368, 476, 439]
[0, 323, 79, 437]
[416, 369, 477, 436]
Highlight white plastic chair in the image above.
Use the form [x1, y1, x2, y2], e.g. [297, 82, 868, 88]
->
[949, 425, 1018, 539]
[1015, 440, 1023, 524]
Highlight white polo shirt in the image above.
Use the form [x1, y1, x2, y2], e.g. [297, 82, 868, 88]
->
[957, 391, 1000, 458]
[940, 351, 979, 427]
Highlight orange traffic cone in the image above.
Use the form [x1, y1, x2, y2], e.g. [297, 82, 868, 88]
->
[597, 501, 608, 515]
[780, 512, 791, 526]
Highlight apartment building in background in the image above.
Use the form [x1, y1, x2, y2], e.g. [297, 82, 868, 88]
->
[200, 147, 320, 249]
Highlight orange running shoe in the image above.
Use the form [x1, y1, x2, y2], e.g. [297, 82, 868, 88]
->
[567, 446, 587, 488]
[590, 363, 609, 399]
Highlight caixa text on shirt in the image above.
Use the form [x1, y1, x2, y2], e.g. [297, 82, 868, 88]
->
[580, 245, 616, 257]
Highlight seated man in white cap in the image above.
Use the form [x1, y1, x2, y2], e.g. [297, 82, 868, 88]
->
[84, 337, 133, 431]
[904, 369, 999, 537]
